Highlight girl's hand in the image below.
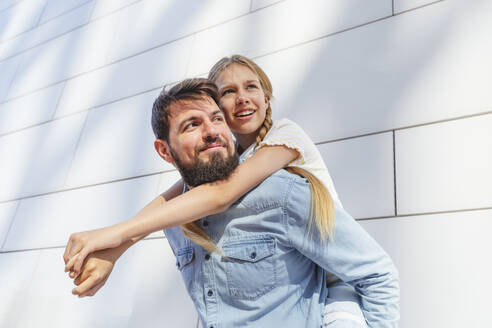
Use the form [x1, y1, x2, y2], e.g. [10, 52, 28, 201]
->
[70, 248, 117, 297]
[64, 226, 123, 277]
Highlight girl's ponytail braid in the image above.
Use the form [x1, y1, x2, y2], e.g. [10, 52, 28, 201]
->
[256, 106, 273, 144]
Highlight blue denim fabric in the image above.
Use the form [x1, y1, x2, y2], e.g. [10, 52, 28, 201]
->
[164, 170, 399, 328]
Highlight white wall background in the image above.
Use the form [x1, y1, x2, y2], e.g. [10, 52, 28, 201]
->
[0, 0, 491, 327]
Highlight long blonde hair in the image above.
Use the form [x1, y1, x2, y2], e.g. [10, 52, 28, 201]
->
[181, 55, 335, 252]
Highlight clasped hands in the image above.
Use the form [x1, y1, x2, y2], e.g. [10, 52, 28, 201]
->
[63, 227, 124, 297]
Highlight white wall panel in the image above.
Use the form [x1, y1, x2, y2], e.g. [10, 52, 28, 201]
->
[394, 0, 438, 13]
[0, 112, 86, 201]
[125, 239, 198, 328]
[0, 251, 41, 327]
[7, 240, 196, 327]
[90, 0, 141, 20]
[64, 91, 172, 188]
[254, 0, 492, 143]
[360, 210, 492, 328]
[6, 11, 120, 99]
[0, 0, 94, 61]
[0, 0, 20, 12]
[55, 36, 193, 117]
[251, 0, 284, 11]
[0, 0, 45, 42]
[187, 0, 391, 76]
[3, 175, 160, 251]
[396, 114, 492, 215]
[0, 82, 64, 135]
[38, 0, 92, 24]
[105, 0, 250, 63]
[318, 132, 395, 219]
[157, 170, 181, 195]
[0, 54, 23, 102]
[0, 201, 18, 250]
[140, 170, 182, 239]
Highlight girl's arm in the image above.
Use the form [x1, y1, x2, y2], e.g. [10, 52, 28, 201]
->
[65, 145, 298, 275]
[64, 178, 184, 275]
[67, 184, 184, 295]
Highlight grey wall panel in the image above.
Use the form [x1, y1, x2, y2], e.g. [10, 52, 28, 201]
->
[396, 114, 492, 215]
[0, 54, 23, 102]
[0, 0, 94, 61]
[104, 0, 251, 64]
[360, 210, 492, 328]
[394, 0, 440, 14]
[64, 91, 172, 188]
[90, 0, 141, 20]
[0, 239, 197, 327]
[0, 250, 41, 327]
[55, 36, 193, 118]
[0, 82, 64, 135]
[3, 175, 160, 251]
[318, 132, 395, 219]
[0, 201, 18, 250]
[255, 0, 492, 143]
[38, 0, 92, 24]
[0, 0, 45, 42]
[6, 11, 120, 99]
[0, 112, 87, 201]
[188, 0, 391, 76]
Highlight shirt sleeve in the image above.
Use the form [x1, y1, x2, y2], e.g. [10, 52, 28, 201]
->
[256, 119, 314, 166]
[284, 177, 400, 328]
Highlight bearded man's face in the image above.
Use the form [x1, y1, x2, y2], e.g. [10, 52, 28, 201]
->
[165, 97, 238, 187]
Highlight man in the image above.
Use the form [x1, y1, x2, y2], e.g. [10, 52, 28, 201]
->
[71, 78, 399, 327]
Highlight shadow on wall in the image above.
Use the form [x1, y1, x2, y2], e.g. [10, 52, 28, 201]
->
[0, 0, 212, 249]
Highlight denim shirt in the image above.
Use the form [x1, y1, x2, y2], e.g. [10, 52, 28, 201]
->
[164, 170, 399, 328]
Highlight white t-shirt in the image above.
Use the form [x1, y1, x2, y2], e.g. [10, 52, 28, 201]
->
[241, 118, 342, 207]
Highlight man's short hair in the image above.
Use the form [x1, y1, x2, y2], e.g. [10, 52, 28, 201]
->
[151, 78, 220, 141]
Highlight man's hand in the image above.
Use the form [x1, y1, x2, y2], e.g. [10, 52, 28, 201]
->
[71, 248, 119, 297]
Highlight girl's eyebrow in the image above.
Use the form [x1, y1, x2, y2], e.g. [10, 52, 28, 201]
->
[219, 84, 231, 91]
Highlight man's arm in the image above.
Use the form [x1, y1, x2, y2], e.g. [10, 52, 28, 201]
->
[284, 179, 400, 328]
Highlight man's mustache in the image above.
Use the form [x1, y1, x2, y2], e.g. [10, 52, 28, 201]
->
[195, 137, 228, 154]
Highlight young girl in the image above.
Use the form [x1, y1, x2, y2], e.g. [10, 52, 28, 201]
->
[64, 55, 370, 326]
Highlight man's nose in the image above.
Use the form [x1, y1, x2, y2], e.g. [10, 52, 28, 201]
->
[202, 120, 219, 139]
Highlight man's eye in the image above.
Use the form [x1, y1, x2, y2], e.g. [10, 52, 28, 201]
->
[214, 116, 224, 122]
[185, 122, 198, 130]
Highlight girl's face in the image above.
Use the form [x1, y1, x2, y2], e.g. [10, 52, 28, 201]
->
[214, 63, 269, 147]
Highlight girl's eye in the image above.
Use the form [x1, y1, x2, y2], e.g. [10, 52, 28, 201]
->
[247, 84, 258, 89]
[222, 89, 234, 96]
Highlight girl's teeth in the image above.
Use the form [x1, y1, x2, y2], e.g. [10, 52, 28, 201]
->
[237, 111, 253, 117]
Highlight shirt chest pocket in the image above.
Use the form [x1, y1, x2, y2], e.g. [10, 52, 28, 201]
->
[222, 236, 277, 300]
[176, 246, 195, 294]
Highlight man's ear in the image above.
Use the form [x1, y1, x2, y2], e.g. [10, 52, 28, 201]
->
[154, 139, 174, 164]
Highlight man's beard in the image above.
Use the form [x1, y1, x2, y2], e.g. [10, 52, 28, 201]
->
[170, 141, 239, 188]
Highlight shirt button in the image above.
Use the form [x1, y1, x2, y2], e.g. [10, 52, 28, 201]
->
[207, 289, 213, 297]
[203, 220, 209, 227]
[250, 252, 257, 260]
[205, 254, 211, 261]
